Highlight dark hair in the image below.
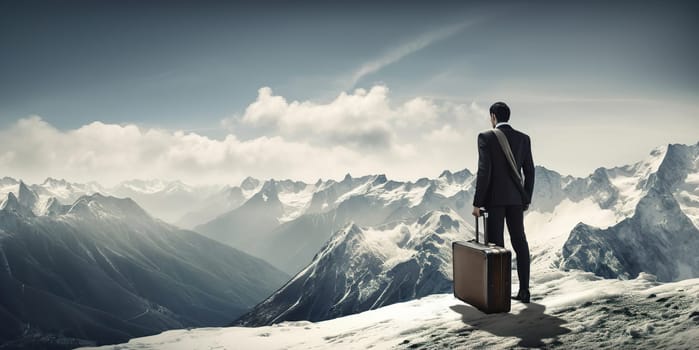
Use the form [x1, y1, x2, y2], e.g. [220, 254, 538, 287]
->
[489, 102, 510, 122]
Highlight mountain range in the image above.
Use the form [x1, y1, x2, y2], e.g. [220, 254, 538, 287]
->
[230, 141, 699, 326]
[2, 141, 697, 337]
[193, 170, 474, 275]
[0, 177, 251, 229]
[0, 183, 288, 349]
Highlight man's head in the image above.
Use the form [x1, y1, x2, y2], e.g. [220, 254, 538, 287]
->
[489, 102, 510, 127]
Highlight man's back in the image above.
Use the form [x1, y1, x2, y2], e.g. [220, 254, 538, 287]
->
[473, 124, 534, 208]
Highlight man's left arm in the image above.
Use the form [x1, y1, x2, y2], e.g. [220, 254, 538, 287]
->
[472, 132, 491, 216]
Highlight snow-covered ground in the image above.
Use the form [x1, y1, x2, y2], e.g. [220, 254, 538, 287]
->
[81, 271, 699, 350]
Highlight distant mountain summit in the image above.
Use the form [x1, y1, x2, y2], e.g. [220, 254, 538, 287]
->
[561, 142, 699, 281]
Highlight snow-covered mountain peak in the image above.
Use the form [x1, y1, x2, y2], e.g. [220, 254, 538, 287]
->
[453, 167, 473, 180]
[372, 174, 387, 185]
[115, 179, 162, 193]
[38, 196, 68, 216]
[415, 177, 430, 186]
[438, 168, 473, 184]
[1, 191, 18, 206]
[561, 142, 699, 282]
[648, 143, 698, 190]
[240, 176, 261, 191]
[0, 178, 19, 200]
[318, 221, 361, 252]
[535, 165, 566, 181]
[0, 178, 106, 217]
[438, 169, 453, 179]
[259, 180, 280, 197]
[578, 143, 674, 218]
[276, 182, 316, 223]
[245, 182, 283, 208]
[17, 180, 38, 209]
[41, 177, 69, 188]
[1, 191, 37, 218]
[416, 208, 461, 231]
[341, 221, 363, 240]
[114, 178, 191, 195]
[274, 179, 308, 193]
[596, 142, 699, 220]
[342, 173, 353, 183]
[434, 169, 473, 198]
[0, 176, 18, 184]
[66, 193, 151, 221]
[162, 179, 193, 194]
[668, 144, 699, 229]
[362, 177, 431, 208]
[2, 192, 21, 211]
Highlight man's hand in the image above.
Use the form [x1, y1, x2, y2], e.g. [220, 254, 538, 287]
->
[472, 206, 481, 217]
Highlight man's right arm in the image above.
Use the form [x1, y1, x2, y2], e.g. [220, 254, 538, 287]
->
[522, 135, 535, 205]
[473, 132, 491, 208]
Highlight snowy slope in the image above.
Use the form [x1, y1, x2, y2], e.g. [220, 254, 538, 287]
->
[235, 209, 470, 326]
[81, 272, 699, 350]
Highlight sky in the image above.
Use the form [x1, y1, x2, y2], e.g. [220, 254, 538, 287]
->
[1, 0, 698, 186]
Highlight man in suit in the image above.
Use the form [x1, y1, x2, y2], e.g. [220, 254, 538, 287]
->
[472, 101, 535, 303]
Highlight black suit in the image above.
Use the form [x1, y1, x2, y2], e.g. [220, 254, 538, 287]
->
[473, 123, 534, 291]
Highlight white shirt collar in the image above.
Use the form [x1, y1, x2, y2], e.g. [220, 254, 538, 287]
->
[495, 121, 510, 128]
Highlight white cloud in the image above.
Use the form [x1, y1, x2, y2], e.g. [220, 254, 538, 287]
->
[235, 85, 478, 151]
[1, 86, 487, 187]
[8, 86, 691, 188]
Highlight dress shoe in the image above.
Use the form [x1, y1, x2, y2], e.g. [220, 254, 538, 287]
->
[512, 289, 530, 303]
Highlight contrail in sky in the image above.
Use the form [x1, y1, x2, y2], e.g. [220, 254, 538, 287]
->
[348, 20, 472, 88]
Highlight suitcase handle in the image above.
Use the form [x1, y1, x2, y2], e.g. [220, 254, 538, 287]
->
[475, 209, 488, 244]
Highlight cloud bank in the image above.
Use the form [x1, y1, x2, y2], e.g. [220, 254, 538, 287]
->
[1, 85, 489, 186]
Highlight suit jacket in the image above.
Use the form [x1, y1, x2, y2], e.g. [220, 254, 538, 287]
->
[473, 124, 535, 207]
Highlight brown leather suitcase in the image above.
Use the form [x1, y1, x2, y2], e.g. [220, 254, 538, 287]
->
[452, 210, 511, 313]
